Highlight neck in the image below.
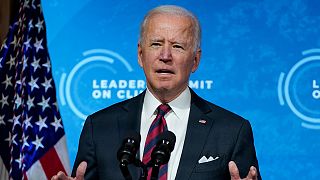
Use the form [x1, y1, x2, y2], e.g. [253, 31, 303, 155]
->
[148, 86, 188, 104]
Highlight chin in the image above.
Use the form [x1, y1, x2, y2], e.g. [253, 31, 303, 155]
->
[156, 82, 175, 90]
[154, 86, 171, 92]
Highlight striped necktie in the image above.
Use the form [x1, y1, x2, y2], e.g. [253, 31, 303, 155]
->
[142, 104, 171, 180]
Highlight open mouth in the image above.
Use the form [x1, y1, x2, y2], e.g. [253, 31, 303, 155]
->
[156, 69, 174, 74]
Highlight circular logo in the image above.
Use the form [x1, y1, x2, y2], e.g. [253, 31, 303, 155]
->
[278, 48, 320, 129]
[59, 49, 145, 120]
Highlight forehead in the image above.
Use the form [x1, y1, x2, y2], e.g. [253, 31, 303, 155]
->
[145, 14, 194, 38]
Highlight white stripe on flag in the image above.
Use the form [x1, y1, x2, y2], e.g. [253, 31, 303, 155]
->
[0, 157, 9, 180]
[54, 136, 71, 175]
[26, 160, 47, 180]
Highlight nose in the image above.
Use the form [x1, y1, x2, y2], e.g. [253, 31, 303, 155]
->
[159, 45, 172, 63]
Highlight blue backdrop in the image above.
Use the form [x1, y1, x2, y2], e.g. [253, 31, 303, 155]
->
[42, 0, 320, 179]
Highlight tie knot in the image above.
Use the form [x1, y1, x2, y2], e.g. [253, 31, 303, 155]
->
[157, 104, 171, 116]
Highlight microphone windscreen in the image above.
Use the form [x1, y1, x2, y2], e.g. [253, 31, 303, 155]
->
[158, 131, 176, 151]
[123, 131, 141, 145]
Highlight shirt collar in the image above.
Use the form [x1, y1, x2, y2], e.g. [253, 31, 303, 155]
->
[144, 88, 191, 120]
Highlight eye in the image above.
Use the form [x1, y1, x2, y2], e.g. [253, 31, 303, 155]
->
[173, 44, 184, 50]
[150, 42, 161, 47]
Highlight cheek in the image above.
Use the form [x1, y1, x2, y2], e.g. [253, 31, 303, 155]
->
[142, 53, 156, 66]
[181, 63, 194, 79]
[140, 55, 151, 68]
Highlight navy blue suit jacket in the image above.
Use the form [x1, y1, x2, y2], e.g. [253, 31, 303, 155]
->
[72, 89, 261, 179]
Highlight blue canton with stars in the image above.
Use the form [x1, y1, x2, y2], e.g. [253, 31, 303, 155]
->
[0, 0, 66, 179]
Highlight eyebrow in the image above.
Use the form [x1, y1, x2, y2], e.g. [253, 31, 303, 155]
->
[149, 38, 164, 42]
[149, 38, 187, 46]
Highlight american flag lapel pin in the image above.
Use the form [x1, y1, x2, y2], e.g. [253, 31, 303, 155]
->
[198, 119, 207, 124]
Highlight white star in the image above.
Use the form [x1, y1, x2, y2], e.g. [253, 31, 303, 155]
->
[15, 154, 23, 169]
[4, 132, 12, 146]
[15, 96, 22, 108]
[6, 55, 15, 69]
[41, 77, 52, 92]
[1, 38, 8, 49]
[24, 115, 33, 130]
[16, 77, 26, 89]
[17, 17, 23, 27]
[13, 21, 19, 27]
[2, 75, 13, 89]
[36, 115, 48, 131]
[35, 18, 44, 33]
[34, 38, 43, 52]
[22, 16, 26, 29]
[22, 135, 30, 149]
[16, 79, 22, 86]
[0, 94, 9, 108]
[38, 2, 42, 12]
[22, 76, 26, 85]
[23, 37, 32, 51]
[28, 19, 33, 31]
[51, 117, 63, 132]
[28, 76, 39, 91]
[23, 0, 30, 9]
[0, 115, 5, 126]
[27, 95, 35, 110]
[53, 102, 59, 111]
[12, 115, 21, 129]
[12, 134, 18, 146]
[22, 55, 29, 70]
[7, 117, 13, 123]
[37, 96, 50, 112]
[10, 36, 18, 49]
[31, 0, 36, 9]
[43, 58, 51, 73]
[31, 57, 41, 72]
[32, 135, 44, 150]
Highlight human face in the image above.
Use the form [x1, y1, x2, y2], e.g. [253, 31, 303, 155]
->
[138, 14, 201, 102]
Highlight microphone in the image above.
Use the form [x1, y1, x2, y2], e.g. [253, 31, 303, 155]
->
[117, 131, 141, 180]
[150, 131, 176, 180]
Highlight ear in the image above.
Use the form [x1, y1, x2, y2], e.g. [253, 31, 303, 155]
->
[137, 43, 143, 68]
[191, 48, 201, 73]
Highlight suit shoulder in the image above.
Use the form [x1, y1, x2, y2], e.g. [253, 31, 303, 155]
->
[209, 101, 245, 120]
[190, 89, 245, 122]
[197, 97, 248, 127]
[88, 92, 144, 120]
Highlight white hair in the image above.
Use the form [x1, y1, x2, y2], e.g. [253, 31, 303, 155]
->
[139, 5, 201, 51]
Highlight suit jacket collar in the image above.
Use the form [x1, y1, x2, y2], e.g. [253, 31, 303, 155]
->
[118, 90, 146, 134]
[117, 90, 146, 179]
[175, 88, 214, 180]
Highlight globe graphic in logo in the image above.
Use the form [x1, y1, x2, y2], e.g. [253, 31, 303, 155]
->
[278, 49, 320, 129]
[59, 49, 145, 120]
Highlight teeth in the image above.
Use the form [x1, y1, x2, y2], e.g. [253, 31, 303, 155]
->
[158, 70, 171, 73]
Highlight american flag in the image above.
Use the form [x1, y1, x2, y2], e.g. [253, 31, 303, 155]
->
[0, 0, 70, 179]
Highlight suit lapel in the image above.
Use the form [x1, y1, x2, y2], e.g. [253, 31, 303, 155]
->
[175, 89, 214, 180]
[118, 91, 145, 137]
[117, 91, 145, 179]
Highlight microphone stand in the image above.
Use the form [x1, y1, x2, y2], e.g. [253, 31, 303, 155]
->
[150, 162, 160, 180]
[119, 162, 132, 180]
[135, 159, 162, 180]
[134, 159, 148, 180]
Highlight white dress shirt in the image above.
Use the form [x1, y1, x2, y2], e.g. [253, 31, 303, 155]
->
[140, 88, 191, 180]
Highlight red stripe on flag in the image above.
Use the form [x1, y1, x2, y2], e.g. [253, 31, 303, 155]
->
[39, 147, 66, 179]
[23, 171, 28, 180]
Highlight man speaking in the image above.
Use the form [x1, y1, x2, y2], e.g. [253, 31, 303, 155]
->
[52, 5, 261, 180]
